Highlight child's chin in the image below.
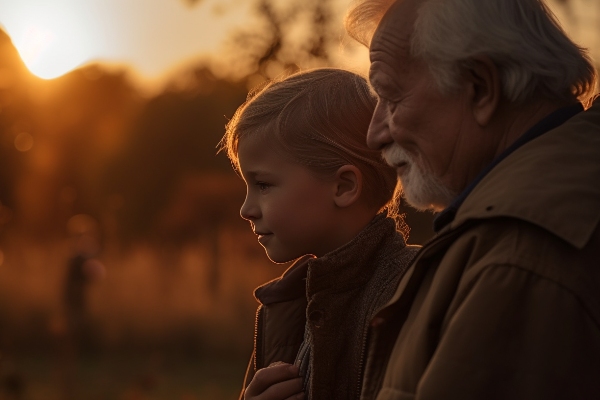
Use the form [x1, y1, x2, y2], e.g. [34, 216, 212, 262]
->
[265, 251, 298, 265]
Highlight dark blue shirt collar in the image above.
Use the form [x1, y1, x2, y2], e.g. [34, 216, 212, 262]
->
[433, 102, 584, 232]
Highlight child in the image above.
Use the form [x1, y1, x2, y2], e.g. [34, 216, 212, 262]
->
[221, 68, 419, 400]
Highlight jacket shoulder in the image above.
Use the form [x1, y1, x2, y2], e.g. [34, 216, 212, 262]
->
[439, 217, 600, 327]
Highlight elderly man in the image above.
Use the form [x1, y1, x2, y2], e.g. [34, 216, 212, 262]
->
[345, 0, 600, 399]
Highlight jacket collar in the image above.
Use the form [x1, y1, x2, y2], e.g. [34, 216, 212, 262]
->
[254, 213, 403, 304]
[306, 212, 402, 297]
[446, 97, 600, 249]
[254, 255, 312, 305]
[434, 103, 584, 232]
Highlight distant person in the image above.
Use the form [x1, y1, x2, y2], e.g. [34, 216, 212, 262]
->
[63, 214, 104, 352]
[61, 214, 105, 399]
[344, 0, 600, 398]
[221, 68, 420, 400]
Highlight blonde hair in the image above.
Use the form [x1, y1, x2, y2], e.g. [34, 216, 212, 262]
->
[345, 0, 597, 103]
[221, 68, 404, 230]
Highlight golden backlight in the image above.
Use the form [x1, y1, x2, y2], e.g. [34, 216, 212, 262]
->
[0, 0, 597, 86]
[0, 0, 256, 88]
[12, 27, 91, 79]
[3, 1, 97, 80]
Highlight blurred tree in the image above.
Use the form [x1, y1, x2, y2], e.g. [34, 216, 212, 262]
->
[206, 0, 339, 81]
[11, 65, 142, 235]
[189, 0, 598, 78]
[39, 65, 143, 219]
[550, 0, 600, 74]
[0, 29, 145, 236]
[181, 0, 203, 6]
[103, 67, 248, 242]
[230, 0, 336, 78]
[0, 29, 35, 210]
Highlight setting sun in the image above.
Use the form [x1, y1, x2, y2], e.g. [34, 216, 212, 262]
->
[1, 2, 96, 79]
[0, 0, 254, 87]
[15, 25, 80, 79]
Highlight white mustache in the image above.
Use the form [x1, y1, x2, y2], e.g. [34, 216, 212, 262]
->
[381, 144, 412, 168]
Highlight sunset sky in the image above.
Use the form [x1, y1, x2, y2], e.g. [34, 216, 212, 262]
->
[0, 0, 597, 91]
[0, 0, 255, 85]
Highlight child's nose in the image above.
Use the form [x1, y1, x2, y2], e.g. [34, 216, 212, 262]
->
[240, 197, 259, 221]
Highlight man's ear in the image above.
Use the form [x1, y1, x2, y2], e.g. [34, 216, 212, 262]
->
[464, 56, 501, 126]
[333, 165, 363, 208]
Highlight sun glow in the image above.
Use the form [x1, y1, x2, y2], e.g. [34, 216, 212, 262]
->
[2, 2, 95, 80]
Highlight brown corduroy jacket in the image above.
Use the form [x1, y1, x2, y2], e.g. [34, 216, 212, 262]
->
[240, 214, 420, 400]
[360, 98, 600, 400]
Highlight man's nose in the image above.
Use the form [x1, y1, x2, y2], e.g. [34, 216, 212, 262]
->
[367, 101, 393, 150]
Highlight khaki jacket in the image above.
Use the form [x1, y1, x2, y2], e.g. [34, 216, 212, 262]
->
[241, 214, 419, 400]
[361, 99, 600, 400]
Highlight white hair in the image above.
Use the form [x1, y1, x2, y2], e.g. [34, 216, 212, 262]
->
[382, 143, 456, 211]
[345, 0, 395, 47]
[346, 0, 598, 103]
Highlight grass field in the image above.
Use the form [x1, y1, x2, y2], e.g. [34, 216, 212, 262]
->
[1, 350, 248, 400]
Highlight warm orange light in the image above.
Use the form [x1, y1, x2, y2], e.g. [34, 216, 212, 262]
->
[14, 132, 34, 152]
[2, 0, 96, 81]
[19, 26, 55, 68]
[13, 24, 89, 79]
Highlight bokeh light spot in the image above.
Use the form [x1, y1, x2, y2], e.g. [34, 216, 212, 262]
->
[67, 214, 98, 236]
[14, 132, 34, 152]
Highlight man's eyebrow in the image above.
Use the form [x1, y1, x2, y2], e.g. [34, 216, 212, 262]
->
[369, 71, 399, 100]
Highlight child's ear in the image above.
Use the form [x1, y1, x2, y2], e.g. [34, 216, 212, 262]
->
[333, 165, 362, 208]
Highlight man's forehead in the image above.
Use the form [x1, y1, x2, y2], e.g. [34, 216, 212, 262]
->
[370, 28, 410, 64]
[370, 0, 421, 57]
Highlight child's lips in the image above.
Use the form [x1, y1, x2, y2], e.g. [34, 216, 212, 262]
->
[253, 230, 272, 239]
[257, 233, 272, 244]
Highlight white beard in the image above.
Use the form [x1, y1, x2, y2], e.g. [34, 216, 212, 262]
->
[382, 144, 456, 212]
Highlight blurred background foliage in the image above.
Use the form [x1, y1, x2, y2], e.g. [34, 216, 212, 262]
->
[0, 0, 597, 399]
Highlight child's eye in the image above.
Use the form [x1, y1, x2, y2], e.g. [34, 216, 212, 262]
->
[256, 182, 271, 192]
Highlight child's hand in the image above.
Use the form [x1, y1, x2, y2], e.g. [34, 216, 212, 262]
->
[244, 362, 304, 400]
